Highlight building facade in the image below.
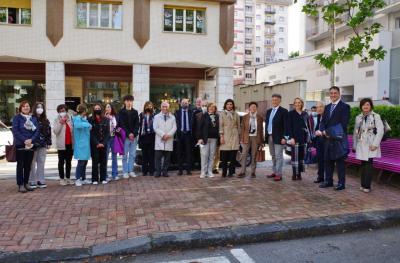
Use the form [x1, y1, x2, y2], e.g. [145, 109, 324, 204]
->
[233, 0, 290, 85]
[257, 0, 400, 105]
[0, 0, 235, 124]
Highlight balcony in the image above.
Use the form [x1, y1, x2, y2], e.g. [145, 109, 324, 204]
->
[265, 29, 276, 36]
[376, 0, 400, 14]
[265, 19, 276, 25]
[265, 40, 275, 46]
[265, 8, 276, 14]
[306, 26, 319, 38]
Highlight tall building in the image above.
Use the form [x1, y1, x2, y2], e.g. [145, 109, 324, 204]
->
[0, 0, 235, 124]
[257, 0, 400, 105]
[233, 0, 290, 85]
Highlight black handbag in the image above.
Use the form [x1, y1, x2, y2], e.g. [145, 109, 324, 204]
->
[5, 143, 16, 162]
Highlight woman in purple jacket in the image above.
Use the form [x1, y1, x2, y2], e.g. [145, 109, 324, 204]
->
[12, 100, 40, 193]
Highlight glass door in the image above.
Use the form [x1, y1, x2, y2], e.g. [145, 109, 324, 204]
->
[150, 83, 195, 113]
[84, 81, 130, 111]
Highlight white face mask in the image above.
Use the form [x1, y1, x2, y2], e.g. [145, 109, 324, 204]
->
[202, 106, 207, 113]
[36, 108, 44, 115]
[59, 112, 67, 118]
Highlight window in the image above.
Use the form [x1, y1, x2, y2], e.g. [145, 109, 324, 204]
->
[279, 27, 284, 32]
[245, 5, 252, 12]
[245, 73, 252, 78]
[245, 50, 252, 55]
[256, 47, 261, 52]
[233, 69, 237, 75]
[163, 6, 205, 33]
[0, 5, 31, 25]
[256, 15, 261, 20]
[245, 27, 252, 34]
[256, 4, 261, 9]
[245, 61, 252, 66]
[279, 16, 284, 22]
[256, 25, 261, 30]
[77, 1, 122, 29]
[396, 17, 400, 29]
[279, 6, 284, 11]
[256, 36, 261, 41]
[279, 48, 284, 54]
[245, 17, 252, 22]
[256, 57, 260, 62]
[245, 38, 252, 44]
[279, 38, 284, 43]
[239, 70, 242, 76]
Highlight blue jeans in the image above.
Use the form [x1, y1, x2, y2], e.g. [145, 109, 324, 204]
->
[122, 137, 138, 174]
[75, 160, 88, 180]
[107, 137, 118, 178]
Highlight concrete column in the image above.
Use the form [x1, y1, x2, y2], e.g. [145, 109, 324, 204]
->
[132, 64, 150, 110]
[216, 67, 234, 110]
[45, 61, 65, 123]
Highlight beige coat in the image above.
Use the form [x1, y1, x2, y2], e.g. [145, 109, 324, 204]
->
[352, 112, 384, 161]
[219, 110, 241, 151]
[240, 113, 264, 145]
[153, 112, 177, 151]
[53, 115, 74, 150]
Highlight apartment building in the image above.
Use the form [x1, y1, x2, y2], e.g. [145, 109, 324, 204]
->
[257, 0, 400, 105]
[0, 0, 235, 124]
[233, 0, 290, 85]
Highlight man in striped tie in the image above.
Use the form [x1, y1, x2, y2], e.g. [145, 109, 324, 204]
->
[316, 86, 350, 191]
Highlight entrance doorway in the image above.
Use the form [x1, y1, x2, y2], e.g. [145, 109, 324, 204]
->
[150, 82, 196, 113]
[84, 81, 131, 111]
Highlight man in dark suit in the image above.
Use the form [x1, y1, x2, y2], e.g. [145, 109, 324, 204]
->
[175, 98, 194, 175]
[265, 94, 288, 181]
[313, 101, 325, 184]
[317, 86, 350, 191]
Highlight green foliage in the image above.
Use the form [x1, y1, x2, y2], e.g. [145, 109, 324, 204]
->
[348, 105, 400, 138]
[301, 0, 387, 71]
[289, 51, 300, 58]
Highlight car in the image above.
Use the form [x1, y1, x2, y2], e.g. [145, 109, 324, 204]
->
[0, 120, 13, 158]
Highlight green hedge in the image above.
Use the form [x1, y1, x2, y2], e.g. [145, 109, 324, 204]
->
[348, 105, 400, 138]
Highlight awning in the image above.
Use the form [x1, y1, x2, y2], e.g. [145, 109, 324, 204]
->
[0, 0, 31, 9]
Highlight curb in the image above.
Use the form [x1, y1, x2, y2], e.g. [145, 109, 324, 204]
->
[2, 209, 400, 262]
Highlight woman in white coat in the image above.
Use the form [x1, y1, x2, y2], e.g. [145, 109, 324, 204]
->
[153, 101, 177, 177]
[353, 98, 384, 193]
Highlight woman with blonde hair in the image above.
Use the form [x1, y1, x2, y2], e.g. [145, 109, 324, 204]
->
[285, 97, 311, 180]
[197, 103, 219, 178]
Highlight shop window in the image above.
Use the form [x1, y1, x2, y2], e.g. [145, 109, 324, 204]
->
[0, 80, 45, 125]
[84, 81, 130, 110]
[164, 6, 205, 34]
[0, 0, 31, 25]
[76, 1, 122, 29]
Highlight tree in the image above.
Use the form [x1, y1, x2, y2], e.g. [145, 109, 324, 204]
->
[300, 0, 387, 86]
[289, 51, 300, 58]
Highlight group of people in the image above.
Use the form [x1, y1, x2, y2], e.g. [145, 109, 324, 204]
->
[11, 86, 385, 194]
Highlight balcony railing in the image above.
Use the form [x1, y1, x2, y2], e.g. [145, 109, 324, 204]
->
[265, 40, 275, 46]
[306, 26, 319, 38]
[265, 29, 276, 35]
[265, 19, 276, 25]
[265, 8, 276, 14]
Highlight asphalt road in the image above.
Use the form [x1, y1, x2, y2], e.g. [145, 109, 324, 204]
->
[98, 226, 400, 263]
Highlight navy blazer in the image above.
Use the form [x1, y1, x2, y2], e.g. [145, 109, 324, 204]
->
[320, 100, 350, 134]
[175, 108, 193, 136]
[264, 106, 288, 144]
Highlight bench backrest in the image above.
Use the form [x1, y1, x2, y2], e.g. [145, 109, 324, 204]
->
[347, 135, 400, 158]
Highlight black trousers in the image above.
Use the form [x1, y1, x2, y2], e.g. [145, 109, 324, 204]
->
[155, 150, 171, 175]
[361, 158, 373, 189]
[140, 134, 155, 174]
[58, 144, 73, 179]
[91, 147, 107, 182]
[177, 133, 193, 172]
[316, 139, 325, 181]
[220, 150, 237, 176]
[325, 157, 346, 186]
[16, 149, 34, 186]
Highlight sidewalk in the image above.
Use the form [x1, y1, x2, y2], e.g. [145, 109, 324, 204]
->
[0, 157, 400, 260]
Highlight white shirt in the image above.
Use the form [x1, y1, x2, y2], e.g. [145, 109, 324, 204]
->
[249, 112, 258, 137]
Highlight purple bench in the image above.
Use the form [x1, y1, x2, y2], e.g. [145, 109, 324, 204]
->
[346, 135, 400, 182]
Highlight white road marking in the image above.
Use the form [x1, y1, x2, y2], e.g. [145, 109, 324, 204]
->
[230, 248, 256, 263]
[160, 256, 230, 263]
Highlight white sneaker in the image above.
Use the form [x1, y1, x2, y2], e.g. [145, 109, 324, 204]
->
[129, 172, 137, 178]
[106, 177, 111, 182]
[363, 188, 371, 193]
[123, 173, 129, 179]
[200, 174, 206, 179]
[114, 176, 120, 181]
[92, 181, 98, 185]
[75, 179, 82, 187]
[83, 179, 92, 185]
[59, 179, 67, 186]
[102, 180, 108, 185]
[67, 179, 75, 185]
[208, 174, 215, 178]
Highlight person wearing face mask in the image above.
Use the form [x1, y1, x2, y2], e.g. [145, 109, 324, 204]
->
[72, 104, 92, 187]
[175, 98, 194, 175]
[219, 99, 241, 177]
[105, 103, 119, 181]
[89, 104, 110, 185]
[29, 102, 52, 189]
[53, 104, 74, 186]
[139, 101, 156, 176]
[12, 101, 40, 193]
[192, 99, 208, 169]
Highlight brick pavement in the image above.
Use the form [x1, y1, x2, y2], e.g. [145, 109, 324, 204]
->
[0, 165, 400, 253]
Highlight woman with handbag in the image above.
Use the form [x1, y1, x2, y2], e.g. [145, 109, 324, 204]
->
[29, 102, 52, 189]
[138, 101, 156, 176]
[286, 97, 311, 181]
[238, 102, 264, 178]
[353, 98, 384, 193]
[197, 103, 219, 178]
[105, 103, 119, 181]
[12, 100, 40, 193]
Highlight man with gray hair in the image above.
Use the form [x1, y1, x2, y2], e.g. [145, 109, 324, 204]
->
[153, 101, 177, 177]
[313, 101, 326, 184]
